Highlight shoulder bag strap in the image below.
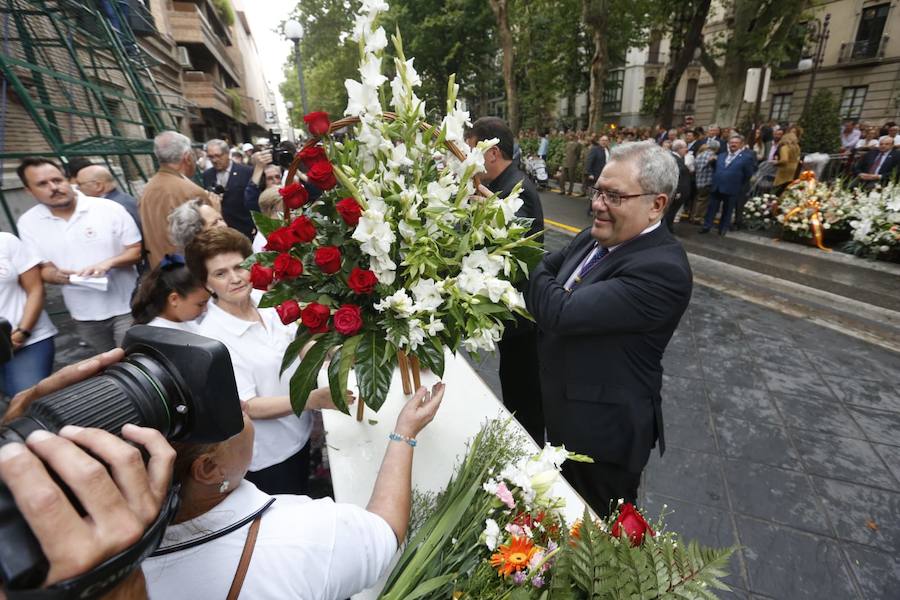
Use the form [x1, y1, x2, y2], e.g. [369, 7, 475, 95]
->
[225, 514, 263, 600]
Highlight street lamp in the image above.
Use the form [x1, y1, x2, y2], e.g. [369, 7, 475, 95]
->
[284, 19, 309, 117]
[798, 13, 831, 118]
[284, 100, 295, 142]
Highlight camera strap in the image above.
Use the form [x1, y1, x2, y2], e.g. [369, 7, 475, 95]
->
[6, 486, 180, 600]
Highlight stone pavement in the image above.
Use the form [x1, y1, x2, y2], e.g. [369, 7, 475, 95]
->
[466, 221, 900, 599]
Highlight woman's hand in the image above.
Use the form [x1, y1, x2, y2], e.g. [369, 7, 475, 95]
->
[394, 382, 444, 439]
[307, 386, 356, 411]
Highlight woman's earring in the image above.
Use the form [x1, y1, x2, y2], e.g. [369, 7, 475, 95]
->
[219, 479, 230, 493]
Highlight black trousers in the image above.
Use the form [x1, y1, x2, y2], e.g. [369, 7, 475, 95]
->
[498, 330, 545, 445]
[561, 459, 642, 518]
[663, 194, 685, 232]
[245, 443, 310, 496]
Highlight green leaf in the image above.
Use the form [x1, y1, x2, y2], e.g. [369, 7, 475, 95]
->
[326, 334, 362, 415]
[416, 337, 445, 378]
[258, 282, 297, 308]
[470, 301, 510, 316]
[288, 332, 339, 415]
[242, 251, 278, 268]
[252, 211, 285, 237]
[280, 328, 314, 376]
[354, 330, 396, 412]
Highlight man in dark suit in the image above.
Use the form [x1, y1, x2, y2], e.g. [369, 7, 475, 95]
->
[583, 135, 609, 213]
[854, 136, 900, 189]
[526, 141, 693, 516]
[664, 140, 692, 231]
[703, 124, 726, 155]
[203, 139, 255, 238]
[465, 117, 546, 444]
[701, 134, 757, 236]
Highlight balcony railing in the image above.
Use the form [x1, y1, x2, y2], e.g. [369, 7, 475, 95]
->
[838, 36, 889, 63]
[170, 2, 240, 84]
[182, 71, 236, 119]
[674, 101, 695, 114]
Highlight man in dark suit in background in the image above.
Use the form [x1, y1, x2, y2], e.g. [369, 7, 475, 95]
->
[583, 135, 609, 214]
[526, 141, 693, 516]
[701, 133, 757, 236]
[465, 117, 546, 444]
[203, 139, 255, 238]
[854, 136, 900, 189]
[664, 139, 692, 231]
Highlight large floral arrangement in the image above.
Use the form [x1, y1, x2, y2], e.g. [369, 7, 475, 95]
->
[249, 0, 542, 414]
[380, 420, 734, 599]
[845, 182, 900, 259]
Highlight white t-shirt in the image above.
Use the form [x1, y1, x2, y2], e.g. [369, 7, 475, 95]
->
[17, 193, 141, 321]
[198, 292, 312, 470]
[146, 316, 201, 332]
[142, 481, 397, 600]
[0, 233, 57, 347]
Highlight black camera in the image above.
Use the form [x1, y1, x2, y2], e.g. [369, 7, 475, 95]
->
[269, 130, 294, 169]
[207, 184, 226, 195]
[0, 326, 243, 591]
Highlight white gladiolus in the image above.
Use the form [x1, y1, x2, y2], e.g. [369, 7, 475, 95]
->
[344, 79, 382, 116]
[388, 143, 414, 170]
[456, 267, 486, 296]
[364, 26, 388, 53]
[361, 0, 389, 14]
[374, 288, 414, 316]
[410, 278, 444, 312]
[359, 54, 387, 87]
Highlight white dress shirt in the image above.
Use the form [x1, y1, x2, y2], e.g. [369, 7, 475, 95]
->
[198, 292, 312, 471]
[564, 221, 662, 290]
[142, 481, 397, 600]
[146, 316, 201, 332]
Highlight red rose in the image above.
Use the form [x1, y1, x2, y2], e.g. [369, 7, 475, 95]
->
[347, 267, 378, 295]
[273, 253, 303, 280]
[276, 300, 301, 325]
[303, 111, 331, 137]
[335, 197, 363, 227]
[298, 145, 328, 167]
[249, 264, 274, 290]
[278, 182, 309, 210]
[307, 160, 337, 190]
[611, 503, 654, 547]
[265, 227, 297, 252]
[314, 246, 342, 274]
[289, 215, 317, 243]
[300, 302, 331, 333]
[333, 304, 363, 336]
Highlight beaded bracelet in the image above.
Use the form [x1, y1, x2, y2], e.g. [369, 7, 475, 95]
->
[388, 432, 417, 447]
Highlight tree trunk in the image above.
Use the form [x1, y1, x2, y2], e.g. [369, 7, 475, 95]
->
[655, 0, 712, 128]
[489, 0, 519, 134]
[582, 0, 609, 133]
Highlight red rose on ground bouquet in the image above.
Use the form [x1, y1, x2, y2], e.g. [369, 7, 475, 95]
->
[279, 182, 309, 210]
[303, 111, 331, 137]
[265, 227, 298, 252]
[611, 503, 654, 546]
[335, 197, 362, 227]
[333, 304, 363, 336]
[273, 253, 303, 280]
[314, 246, 342, 274]
[347, 267, 378, 294]
[298, 145, 328, 167]
[300, 302, 330, 333]
[276, 300, 301, 325]
[249, 264, 274, 290]
[307, 160, 337, 190]
[289, 215, 317, 243]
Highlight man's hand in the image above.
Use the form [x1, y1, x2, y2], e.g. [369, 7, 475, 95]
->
[207, 192, 223, 211]
[394, 383, 444, 439]
[76, 260, 112, 278]
[252, 150, 273, 168]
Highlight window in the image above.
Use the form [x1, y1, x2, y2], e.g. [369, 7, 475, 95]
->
[770, 93, 792, 122]
[853, 3, 889, 59]
[602, 69, 624, 114]
[840, 86, 867, 119]
[684, 78, 698, 108]
[648, 37, 662, 64]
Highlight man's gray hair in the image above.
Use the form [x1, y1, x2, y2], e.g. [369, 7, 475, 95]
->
[167, 199, 205, 250]
[672, 139, 687, 151]
[706, 139, 721, 152]
[154, 131, 192, 165]
[879, 135, 894, 144]
[729, 133, 744, 142]
[609, 140, 678, 200]
[206, 139, 229, 154]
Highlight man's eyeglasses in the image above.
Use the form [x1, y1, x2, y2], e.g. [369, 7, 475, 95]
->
[590, 187, 658, 207]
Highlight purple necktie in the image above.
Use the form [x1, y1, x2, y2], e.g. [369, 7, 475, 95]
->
[574, 244, 609, 283]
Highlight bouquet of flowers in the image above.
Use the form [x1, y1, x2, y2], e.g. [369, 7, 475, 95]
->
[248, 0, 543, 415]
[774, 172, 849, 243]
[741, 193, 779, 231]
[845, 181, 900, 258]
[380, 419, 734, 599]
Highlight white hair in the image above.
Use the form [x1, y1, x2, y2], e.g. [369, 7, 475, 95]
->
[206, 139, 229, 154]
[167, 199, 205, 250]
[672, 139, 687, 151]
[609, 140, 678, 200]
[154, 131, 192, 165]
[879, 135, 893, 144]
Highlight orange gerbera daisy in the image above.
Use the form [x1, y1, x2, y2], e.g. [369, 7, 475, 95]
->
[489, 536, 538, 577]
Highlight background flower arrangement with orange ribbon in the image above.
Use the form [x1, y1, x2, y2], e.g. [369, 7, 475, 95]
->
[246, 0, 543, 417]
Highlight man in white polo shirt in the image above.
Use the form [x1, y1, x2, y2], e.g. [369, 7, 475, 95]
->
[16, 157, 142, 352]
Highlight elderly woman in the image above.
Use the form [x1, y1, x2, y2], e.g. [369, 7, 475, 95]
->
[185, 228, 348, 495]
[167, 199, 227, 251]
[141, 382, 443, 599]
[251, 187, 284, 253]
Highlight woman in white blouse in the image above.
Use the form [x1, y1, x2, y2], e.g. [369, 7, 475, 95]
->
[142, 383, 444, 600]
[0, 232, 58, 396]
[130, 255, 210, 332]
[185, 228, 349, 495]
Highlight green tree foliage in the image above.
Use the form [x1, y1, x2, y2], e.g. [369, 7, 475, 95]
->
[797, 88, 840, 154]
[211, 0, 235, 26]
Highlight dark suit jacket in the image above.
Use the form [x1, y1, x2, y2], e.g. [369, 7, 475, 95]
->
[526, 225, 692, 472]
[670, 151, 691, 201]
[585, 145, 607, 179]
[711, 149, 757, 197]
[203, 162, 255, 237]
[854, 149, 900, 181]
[687, 139, 703, 155]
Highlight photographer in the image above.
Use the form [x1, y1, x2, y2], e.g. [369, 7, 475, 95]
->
[203, 140, 255, 239]
[0, 349, 175, 600]
[243, 149, 282, 213]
